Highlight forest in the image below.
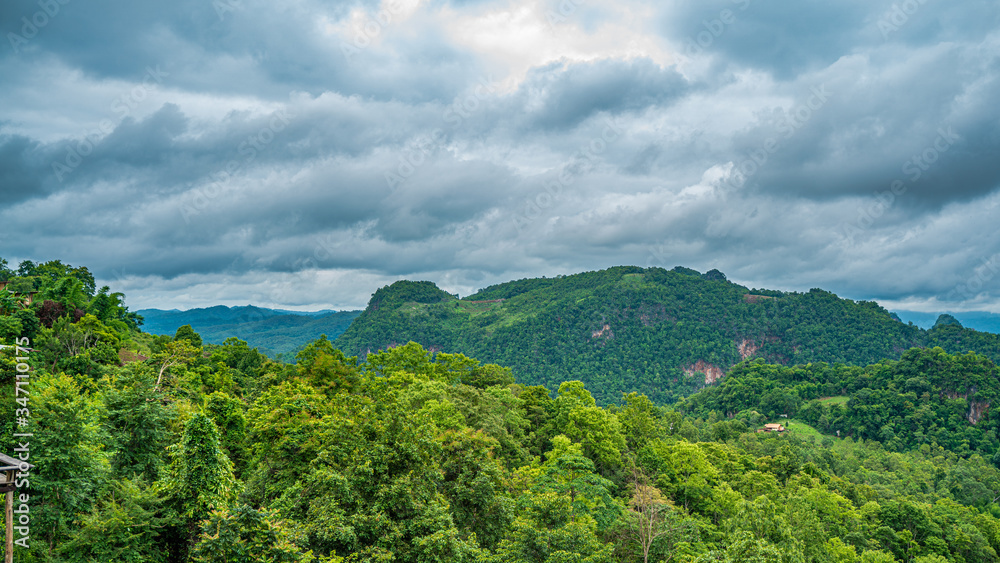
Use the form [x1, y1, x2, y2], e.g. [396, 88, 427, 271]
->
[1, 258, 1000, 562]
[334, 267, 1000, 404]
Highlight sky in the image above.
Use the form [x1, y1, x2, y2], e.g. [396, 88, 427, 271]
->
[1, 0, 1000, 313]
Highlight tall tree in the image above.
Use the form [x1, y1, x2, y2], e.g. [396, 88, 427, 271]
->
[163, 412, 237, 560]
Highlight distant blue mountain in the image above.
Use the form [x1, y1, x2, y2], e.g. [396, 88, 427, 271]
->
[892, 310, 1000, 334]
[136, 305, 362, 359]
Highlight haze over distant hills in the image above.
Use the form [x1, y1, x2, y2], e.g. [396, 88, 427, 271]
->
[137, 305, 361, 359]
[892, 310, 1000, 334]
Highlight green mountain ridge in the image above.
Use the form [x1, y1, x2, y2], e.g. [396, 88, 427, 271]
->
[334, 266, 1000, 404]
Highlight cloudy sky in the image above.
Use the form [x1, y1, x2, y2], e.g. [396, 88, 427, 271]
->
[2, 0, 999, 313]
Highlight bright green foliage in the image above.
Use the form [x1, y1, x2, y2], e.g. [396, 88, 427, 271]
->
[30, 371, 111, 554]
[0, 314, 22, 343]
[191, 504, 322, 563]
[492, 437, 617, 563]
[58, 478, 167, 563]
[205, 391, 249, 477]
[213, 337, 267, 376]
[163, 412, 238, 560]
[695, 531, 785, 562]
[276, 393, 482, 562]
[548, 381, 626, 467]
[39, 275, 89, 311]
[167, 412, 237, 520]
[642, 440, 719, 513]
[246, 379, 333, 500]
[0, 289, 24, 315]
[296, 335, 360, 394]
[14, 307, 40, 341]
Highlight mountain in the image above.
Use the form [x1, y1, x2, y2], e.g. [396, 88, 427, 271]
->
[334, 266, 1000, 404]
[137, 305, 362, 358]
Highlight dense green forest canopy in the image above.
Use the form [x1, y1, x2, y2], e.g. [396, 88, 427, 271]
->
[3, 330, 1000, 562]
[4, 257, 1000, 562]
[334, 266, 1000, 404]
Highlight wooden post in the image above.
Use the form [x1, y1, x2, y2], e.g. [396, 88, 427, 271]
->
[5, 490, 11, 563]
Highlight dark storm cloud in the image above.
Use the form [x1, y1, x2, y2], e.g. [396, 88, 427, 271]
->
[664, 0, 872, 77]
[0, 134, 49, 204]
[723, 42, 1000, 208]
[3, 0, 474, 102]
[2, 0, 1000, 311]
[513, 58, 690, 130]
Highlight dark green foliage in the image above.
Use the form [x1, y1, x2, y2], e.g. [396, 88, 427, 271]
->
[0, 257, 12, 281]
[461, 363, 516, 388]
[175, 324, 204, 348]
[16, 259, 37, 278]
[934, 314, 963, 329]
[14, 307, 40, 341]
[104, 364, 174, 480]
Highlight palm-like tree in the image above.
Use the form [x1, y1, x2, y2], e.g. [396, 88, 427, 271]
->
[0, 289, 27, 315]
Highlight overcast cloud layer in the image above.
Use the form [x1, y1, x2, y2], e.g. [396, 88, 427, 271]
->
[2, 0, 1000, 312]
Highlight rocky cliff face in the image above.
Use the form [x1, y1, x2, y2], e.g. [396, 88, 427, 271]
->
[968, 399, 990, 425]
[684, 360, 726, 385]
[738, 339, 760, 360]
